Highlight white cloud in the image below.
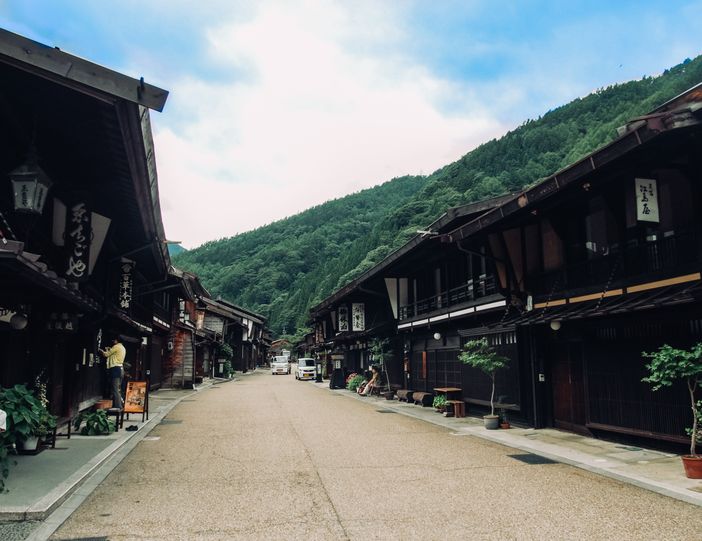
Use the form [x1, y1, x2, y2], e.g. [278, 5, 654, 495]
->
[154, 1, 507, 248]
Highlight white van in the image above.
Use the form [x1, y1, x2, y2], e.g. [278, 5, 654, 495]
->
[296, 358, 316, 380]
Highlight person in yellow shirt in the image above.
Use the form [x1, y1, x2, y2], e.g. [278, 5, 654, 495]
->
[99, 337, 126, 410]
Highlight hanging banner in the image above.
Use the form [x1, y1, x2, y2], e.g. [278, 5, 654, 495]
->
[635, 178, 659, 223]
[118, 260, 135, 309]
[65, 199, 92, 282]
[352, 303, 365, 332]
[338, 305, 349, 332]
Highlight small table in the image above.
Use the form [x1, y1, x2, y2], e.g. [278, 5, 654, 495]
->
[433, 387, 462, 400]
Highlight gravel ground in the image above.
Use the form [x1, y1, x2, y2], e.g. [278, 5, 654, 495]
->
[49, 371, 702, 541]
[0, 520, 40, 540]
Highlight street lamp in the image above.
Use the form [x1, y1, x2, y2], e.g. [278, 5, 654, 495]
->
[9, 147, 53, 215]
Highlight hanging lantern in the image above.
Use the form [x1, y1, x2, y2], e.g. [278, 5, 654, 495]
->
[10, 148, 53, 215]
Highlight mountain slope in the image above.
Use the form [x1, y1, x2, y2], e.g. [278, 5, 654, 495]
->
[173, 175, 427, 335]
[174, 55, 702, 338]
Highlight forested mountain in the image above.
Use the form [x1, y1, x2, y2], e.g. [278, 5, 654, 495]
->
[174, 55, 702, 340]
[172, 175, 427, 336]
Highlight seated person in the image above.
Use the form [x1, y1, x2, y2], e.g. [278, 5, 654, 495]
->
[361, 366, 380, 396]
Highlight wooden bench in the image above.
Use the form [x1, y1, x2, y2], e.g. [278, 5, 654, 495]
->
[412, 392, 434, 407]
[464, 398, 518, 411]
[396, 389, 414, 402]
[48, 416, 72, 448]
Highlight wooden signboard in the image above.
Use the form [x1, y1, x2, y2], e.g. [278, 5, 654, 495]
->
[123, 381, 148, 421]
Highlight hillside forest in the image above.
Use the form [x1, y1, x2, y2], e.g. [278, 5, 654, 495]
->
[173, 55, 702, 341]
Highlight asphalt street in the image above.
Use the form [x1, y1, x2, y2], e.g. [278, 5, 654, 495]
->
[50, 370, 702, 540]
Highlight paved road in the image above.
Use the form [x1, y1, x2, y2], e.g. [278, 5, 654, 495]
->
[51, 370, 702, 540]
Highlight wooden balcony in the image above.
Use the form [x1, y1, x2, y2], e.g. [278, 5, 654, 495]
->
[399, 274, 498, 321]
[530, 226, 702, 297]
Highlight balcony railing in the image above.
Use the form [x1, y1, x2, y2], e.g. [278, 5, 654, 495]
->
[399, 274, 497, 320]
[530, 226, 702, 295]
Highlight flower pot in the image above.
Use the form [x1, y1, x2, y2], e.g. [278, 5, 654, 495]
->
[483, 414, 499, 430]
[17, 435, 40, 454]
[681, 455, 702, 479]
[95, 399, 112, 410]
[500, 422, 511, 429]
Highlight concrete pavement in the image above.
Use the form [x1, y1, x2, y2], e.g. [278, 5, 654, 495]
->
[0, 376, 240, 540]
[44, 369, 702, 540]
[324, 381, 702, 507]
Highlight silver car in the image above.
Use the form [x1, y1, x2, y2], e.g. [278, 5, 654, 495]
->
[271, 355, 290, 375]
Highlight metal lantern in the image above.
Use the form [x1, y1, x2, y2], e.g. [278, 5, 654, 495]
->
[10, 151, 53, 214]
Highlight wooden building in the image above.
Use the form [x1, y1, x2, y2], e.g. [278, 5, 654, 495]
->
[311, 82, 702, 446]
[310, 195, 515, 390]
[0, 29, 170, 417]
[444, 83, 702, 443]
[213, 299, 267, 371]
[162, 270, 268, 384]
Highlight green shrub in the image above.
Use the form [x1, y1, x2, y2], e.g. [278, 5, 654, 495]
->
[347, 375, 365, 392]
[433, 395, 448, 409]
[73, 410, 115, 436]
[642, 343, 702, 456]
[0, 383, 56, 492]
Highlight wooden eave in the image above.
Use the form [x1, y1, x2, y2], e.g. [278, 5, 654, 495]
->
[0, 28, 168, 111]
[0, 36, 171, 282]
[447, 98, 702, 243]
[309, 194, 514, 317]
[198, 297, 247, 324]
[213, 298, 265, 324]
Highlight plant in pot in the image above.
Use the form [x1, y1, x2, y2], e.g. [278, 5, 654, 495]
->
[642, 343, 702, 478]
[73, 410, 116, 435]
[432, 394, 448, 413]
[498, 407, 511, 429]
[0, 383, 55, 453]
[370, 338, 394, 399]
[459, 338, 509, 430]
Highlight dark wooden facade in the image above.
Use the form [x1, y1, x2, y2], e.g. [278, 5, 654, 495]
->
[0, 29, 171, 416]
[443, 85, 702, 442]
[311, 83, 702, 446]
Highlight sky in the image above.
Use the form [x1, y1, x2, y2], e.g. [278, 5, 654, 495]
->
[1, 1, 701, 248]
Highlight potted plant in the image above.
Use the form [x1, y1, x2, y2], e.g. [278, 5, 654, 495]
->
[459, 338, 509, 430]
[498, 407, 511, 429]
[72, 410, 115, 435]
[433, 394, 448, 413]
[642, 343, 702, 478]
[0, 384, 56, 454]
[370, 338, 393, 398]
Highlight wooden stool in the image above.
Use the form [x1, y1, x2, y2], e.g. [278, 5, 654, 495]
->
[106, 408, 123, 431]
[447, 400, 465, 418]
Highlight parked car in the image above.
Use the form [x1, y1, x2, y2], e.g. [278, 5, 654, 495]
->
[296, 358, 317, 380]
[271, 355, 290, 375]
